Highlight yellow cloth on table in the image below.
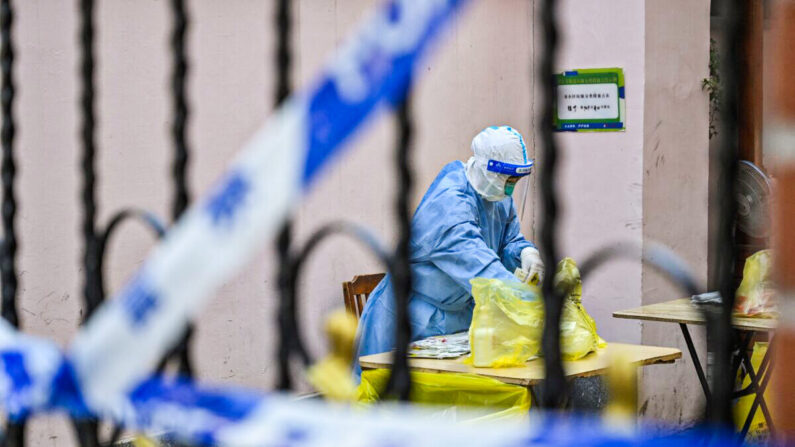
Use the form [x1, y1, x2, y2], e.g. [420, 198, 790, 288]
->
[357, 368, 530, 421]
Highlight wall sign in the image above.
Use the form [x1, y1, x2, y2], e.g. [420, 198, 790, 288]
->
[554, 67, 625, 132]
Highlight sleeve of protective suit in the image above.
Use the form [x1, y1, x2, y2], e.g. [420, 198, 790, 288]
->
[427, 219, 518, 294]
[500, 202, 534, 273]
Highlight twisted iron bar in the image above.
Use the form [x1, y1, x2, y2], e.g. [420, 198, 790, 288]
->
[171, 0, 190, 221]
[383, 94, 414, 401]
[275, 0, 292, 105]
[275, 0, 295, 390]
[275, 220, 295, 391]
[276, 226, 300, 391]
[709, 0, 742, 427]
[0, 0, 16, 329]
[79, 0, 101, 321]
[75, 0, 103, 445]
[74, 0, 105, 444]
[537, 0, 566, 408]
[166, 0, 195, 379]
[0, 1, 24, 445]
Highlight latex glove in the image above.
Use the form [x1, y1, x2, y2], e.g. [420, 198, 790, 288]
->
[521, 247, 545, 283]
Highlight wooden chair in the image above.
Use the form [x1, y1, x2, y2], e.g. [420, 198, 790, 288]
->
[342, 273, 385, 319]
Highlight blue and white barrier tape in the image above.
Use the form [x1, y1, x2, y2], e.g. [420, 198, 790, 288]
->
[0, 320, 86, 420]
[104, 385, 744, 446]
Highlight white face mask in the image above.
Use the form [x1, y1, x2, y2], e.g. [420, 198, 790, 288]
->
[465, 157, 508, 201]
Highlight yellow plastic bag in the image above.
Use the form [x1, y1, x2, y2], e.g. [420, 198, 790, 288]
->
[468, 278, 543, 367]
[357, 368, 530, 420]
[734, 250, 778, 318]
[306, 311, 359, 401]
[556, 258, 607, 360]
[468, 258, 605, 368]
[733, 342, 773, 437]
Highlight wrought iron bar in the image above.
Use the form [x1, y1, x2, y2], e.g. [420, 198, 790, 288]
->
[79, 0, 101, 321]
[383, 94, 414, 402]
[274, 0, 295, 390]
[75, 0, 102, 444]
[171, 0, 190, 221]
[0, 0, 16, 329]
[168, 0, 195, 379]
[96, 209, 166, 300]
[537, 0, 566, 409]
[710, 0, 742, 426]
[0, 0, 23, 444]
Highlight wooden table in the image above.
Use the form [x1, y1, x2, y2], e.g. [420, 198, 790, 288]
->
[613, 298, 777, 332]
[360, 343, 681, 389]
[613, 298, 777, 437]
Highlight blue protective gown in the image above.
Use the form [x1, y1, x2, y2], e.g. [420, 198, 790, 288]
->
[354, 161, 534, 378]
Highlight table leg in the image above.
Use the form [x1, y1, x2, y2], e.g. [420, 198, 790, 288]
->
[679, 323, 711, 402]
[732, 331, 756, 398]
[526, 384, 570, 409]
[739, 336, 776, 440]
[529, 385, 538, 409]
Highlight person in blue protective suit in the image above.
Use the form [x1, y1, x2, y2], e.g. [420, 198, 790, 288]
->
[353, 125, 544, 379]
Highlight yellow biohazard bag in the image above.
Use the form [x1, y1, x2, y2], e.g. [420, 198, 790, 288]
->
[468, 258, 605, 368]
[733, 342, 774, 438]
[734, 250, 778, 318]
[357, 368, 531, 420]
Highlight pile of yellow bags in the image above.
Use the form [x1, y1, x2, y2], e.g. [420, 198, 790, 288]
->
[469, 258, 605, 368]
[734, 250, 778, 318]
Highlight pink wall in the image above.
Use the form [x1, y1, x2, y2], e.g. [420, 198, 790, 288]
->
[641, 0, 710, 424]
[548, 0, 647, 347]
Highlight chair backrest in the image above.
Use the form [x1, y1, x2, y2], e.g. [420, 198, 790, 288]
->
[342, 273, 385, 319]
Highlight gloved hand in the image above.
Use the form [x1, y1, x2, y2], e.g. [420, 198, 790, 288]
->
[521, 247, 545, 283]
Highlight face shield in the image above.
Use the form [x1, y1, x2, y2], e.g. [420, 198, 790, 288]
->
[487, 160, 533, 196]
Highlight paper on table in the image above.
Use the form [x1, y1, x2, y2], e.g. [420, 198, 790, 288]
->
[408, 332, 469, 359]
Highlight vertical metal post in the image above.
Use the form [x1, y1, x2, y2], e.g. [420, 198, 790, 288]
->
[76, 0, 101, 445]
[0, 0, 16, 329]
[171, 0, 190, 221]
[0, 1, 23, 444]
[169, 0, 195, 379]
[384, 94, 414, 401]
[709, 0, 742, 427]
[274, 0, 295, 391]
[79, 0, 101, 321]
[538, 0, 567, 408]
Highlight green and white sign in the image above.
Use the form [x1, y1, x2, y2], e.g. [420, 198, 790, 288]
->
[554, 67, 625, 132]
